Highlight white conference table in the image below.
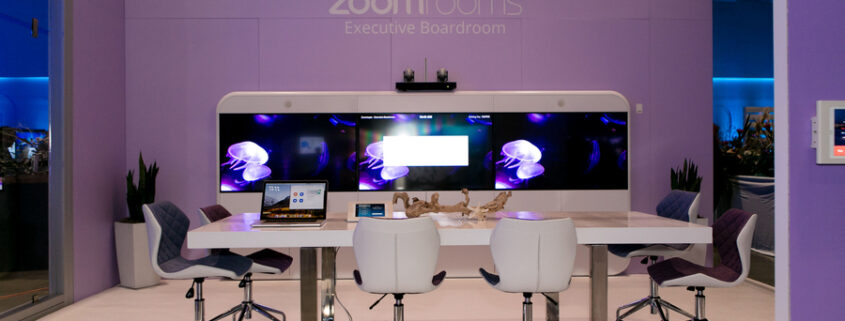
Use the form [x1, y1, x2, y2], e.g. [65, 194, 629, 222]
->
[188, 211, 711, 321]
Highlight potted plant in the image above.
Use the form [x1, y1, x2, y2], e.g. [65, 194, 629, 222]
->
[668, 158, 709, 265]
[0, 127, 50, 278]
[114, 153, 160, 289]
[671, 158, 702, 193]
[716, 110, 774, 254]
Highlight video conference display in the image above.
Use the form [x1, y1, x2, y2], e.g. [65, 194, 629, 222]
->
[358, 113, 493, 191]
[219, 112, 628, 192]
[493, 113, 628, 190]
[219, 114, 357, 192]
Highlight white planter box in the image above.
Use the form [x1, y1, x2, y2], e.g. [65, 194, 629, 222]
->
[114, 221, 160, 289]
[730, 175, 775, 254]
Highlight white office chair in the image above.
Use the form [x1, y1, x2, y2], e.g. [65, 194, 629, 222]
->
[352, 217, 446, 321]
[479, 218, 578, 321]
[143, 202, 252, 321]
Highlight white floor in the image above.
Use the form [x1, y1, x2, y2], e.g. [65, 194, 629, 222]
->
[40, 275, 773, 321]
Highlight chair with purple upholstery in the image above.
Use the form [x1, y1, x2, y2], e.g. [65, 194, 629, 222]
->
[197, 204, 293, 321]
[611, 190, 701, 320]
[646, 208, 758, 321]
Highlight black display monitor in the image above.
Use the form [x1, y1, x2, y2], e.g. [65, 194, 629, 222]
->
[218, 111, 628, 192]
[218, 113, 358, 192]
[492, 112, 628, 190]
[356, 113, 494, 191]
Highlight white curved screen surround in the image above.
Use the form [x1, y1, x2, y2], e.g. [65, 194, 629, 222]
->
[216, 90, 632, 276]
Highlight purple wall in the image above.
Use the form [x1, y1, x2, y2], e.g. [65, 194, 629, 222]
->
[72, 0, 125, 301]
[65, 0, 712, 300]
[788, 0, 845, 319]
[123, 1, 713, 244]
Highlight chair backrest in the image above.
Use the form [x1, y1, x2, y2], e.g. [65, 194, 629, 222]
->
[143, 201, 190, 276]
[656, 190, 699, 222]
[489, 218, 577, 293]
[353, 217, 440, 294]
[197, 204, 232, 225]
[714, 208, 758, 285]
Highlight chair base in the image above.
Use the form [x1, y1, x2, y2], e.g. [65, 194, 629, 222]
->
[617, 257, 695, 321]
[210, 273, 286, 321]
[210, 302, 285, 321]
[615, 295, 694, 321]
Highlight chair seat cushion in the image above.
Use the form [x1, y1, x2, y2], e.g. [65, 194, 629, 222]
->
[248, 249, 293, 273]
[159, 253, 252, 277]
[648, 257, 740, 286]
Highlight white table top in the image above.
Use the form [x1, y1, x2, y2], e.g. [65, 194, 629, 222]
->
[187, 211, 712, 249]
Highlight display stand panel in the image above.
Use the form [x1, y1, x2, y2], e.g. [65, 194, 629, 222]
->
[217, 91, 632, 277]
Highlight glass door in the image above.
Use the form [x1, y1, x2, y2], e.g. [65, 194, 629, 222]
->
[0, 0, 66, 318]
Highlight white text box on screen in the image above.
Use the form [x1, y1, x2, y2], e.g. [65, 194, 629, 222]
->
[383, 136, 469, 166]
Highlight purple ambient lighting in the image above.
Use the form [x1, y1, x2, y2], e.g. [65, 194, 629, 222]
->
[511, 211, 544, 220]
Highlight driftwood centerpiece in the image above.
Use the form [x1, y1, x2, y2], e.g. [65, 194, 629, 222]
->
[392, 189, 512, 219]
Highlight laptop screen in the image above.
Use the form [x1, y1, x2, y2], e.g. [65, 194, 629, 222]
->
[260, 180, 328, 220]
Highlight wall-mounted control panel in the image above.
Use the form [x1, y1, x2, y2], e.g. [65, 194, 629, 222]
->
[816, 100, 845, 164]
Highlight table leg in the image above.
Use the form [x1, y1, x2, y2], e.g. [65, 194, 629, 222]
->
[301, 248, 318, 321]
[590, 245, 609, 321]
[545, 292, 560, 321]
[321, 247, 337, 321]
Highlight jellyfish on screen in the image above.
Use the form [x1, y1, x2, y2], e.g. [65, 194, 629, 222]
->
[497, 139, 545, 184]
[221, 141, 272, 184]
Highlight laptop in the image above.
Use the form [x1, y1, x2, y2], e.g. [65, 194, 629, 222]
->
[251, 180, 329, 228]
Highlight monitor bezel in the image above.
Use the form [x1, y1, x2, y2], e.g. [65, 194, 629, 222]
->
[216, 91, 632, 215]
[816, 100, 845, 164]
